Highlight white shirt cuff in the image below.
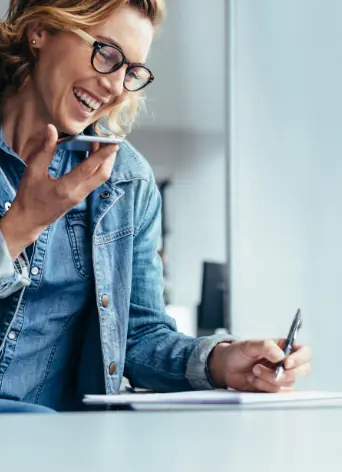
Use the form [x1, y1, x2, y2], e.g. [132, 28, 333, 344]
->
[0, 230, 30, 297]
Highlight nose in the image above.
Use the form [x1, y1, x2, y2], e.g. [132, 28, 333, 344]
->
[98, 67, 126, 98]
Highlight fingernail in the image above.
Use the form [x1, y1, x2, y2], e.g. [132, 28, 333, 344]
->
[253, 366, 261, 376]
[286, 359, 294, 369]
[110, 144, 119, 153]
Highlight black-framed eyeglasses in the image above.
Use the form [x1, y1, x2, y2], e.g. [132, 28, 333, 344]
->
[73, 29, 154, 92]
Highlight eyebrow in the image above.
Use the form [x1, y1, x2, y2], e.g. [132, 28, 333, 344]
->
[96, 35, 124, 51]
[95, 35, 146, 66]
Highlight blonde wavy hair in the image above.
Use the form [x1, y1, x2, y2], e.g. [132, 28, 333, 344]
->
[0, 0, 165, 136]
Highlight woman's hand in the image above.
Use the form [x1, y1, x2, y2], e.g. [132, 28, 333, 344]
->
[208, 339, 312, 392]
[0, 124, 118, 259]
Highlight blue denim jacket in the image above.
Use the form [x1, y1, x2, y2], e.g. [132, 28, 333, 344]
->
[0, 134, 232, 401]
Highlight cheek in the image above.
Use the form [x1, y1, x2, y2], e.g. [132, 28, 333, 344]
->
[36, 47, 93, 96]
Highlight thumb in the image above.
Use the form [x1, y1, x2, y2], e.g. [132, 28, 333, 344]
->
[28, 124, 58, 170]
[46, 124, 58, 142]
[42, 124, 58, 154]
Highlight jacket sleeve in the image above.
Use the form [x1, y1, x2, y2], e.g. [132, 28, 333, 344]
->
[124, 177, 234, 392]
[0, 230, 30, 299]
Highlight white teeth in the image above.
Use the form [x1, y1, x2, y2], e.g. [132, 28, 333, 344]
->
[90, 102, 101, 110]
[73, 88, 102, 111]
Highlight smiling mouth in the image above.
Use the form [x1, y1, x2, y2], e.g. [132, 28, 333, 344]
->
[73, 87, 103, 114]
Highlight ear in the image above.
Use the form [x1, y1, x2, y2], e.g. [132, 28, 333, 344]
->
[28, 26, 49, 49]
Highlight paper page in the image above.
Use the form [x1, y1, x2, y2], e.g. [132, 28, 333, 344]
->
[237, 390, 342, 404]
[83, 389, 342, 406]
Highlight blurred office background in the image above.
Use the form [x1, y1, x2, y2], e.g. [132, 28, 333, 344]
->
[130, 0, 228, 338]
[2, 0, 342, 392]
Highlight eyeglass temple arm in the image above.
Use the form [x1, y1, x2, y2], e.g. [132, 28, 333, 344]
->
[73, 29, 96, 47]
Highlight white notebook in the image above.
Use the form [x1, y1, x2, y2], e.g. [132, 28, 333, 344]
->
[83, 389, 342, 408]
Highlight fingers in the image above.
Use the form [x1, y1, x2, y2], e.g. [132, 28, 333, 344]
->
[63, 143, 119, 188]
[241, 339, 285, 364]
[92, 141, 101, 153]
[284, 344, 312, 369]
[255, 362, 310, 384]
[28, 124, 58, 172]
[82, 150, 117, 194]
[247, 375, 282, 393]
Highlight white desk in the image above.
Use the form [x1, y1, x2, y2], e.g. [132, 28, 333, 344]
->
[1, 405, 342, 471]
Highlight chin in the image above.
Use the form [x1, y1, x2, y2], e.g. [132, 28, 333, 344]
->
[57, 119, 90, 136]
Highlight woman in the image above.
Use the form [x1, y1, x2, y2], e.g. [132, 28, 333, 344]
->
[0, 0, 311, 413]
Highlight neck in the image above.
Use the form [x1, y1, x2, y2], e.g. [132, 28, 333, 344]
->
[1, 82, 53, 162]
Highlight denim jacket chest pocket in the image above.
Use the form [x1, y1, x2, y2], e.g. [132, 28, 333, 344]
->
[66, 211, 93, 281]
[94, 226, 135, 246]
[94, 187, 136, 247]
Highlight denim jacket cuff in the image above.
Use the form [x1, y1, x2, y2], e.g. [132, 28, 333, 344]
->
[0, 230, 30, 297]
[185, 333, 236, 390]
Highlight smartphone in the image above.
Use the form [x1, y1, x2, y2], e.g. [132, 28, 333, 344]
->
[57, 134, 123, 152]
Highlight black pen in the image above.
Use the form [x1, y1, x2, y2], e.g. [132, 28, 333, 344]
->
[275, 308, 302, 381]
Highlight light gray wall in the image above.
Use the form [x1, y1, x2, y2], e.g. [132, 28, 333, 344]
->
[140, 0, 226, 133]
[0, 1, 7, 17]
[230, 0, 342, 390]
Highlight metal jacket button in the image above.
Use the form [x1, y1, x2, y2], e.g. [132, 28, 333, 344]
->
[101, 295, 109, 307]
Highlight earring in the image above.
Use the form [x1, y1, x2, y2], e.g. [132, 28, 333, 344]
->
[31, 40, 36, 45]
